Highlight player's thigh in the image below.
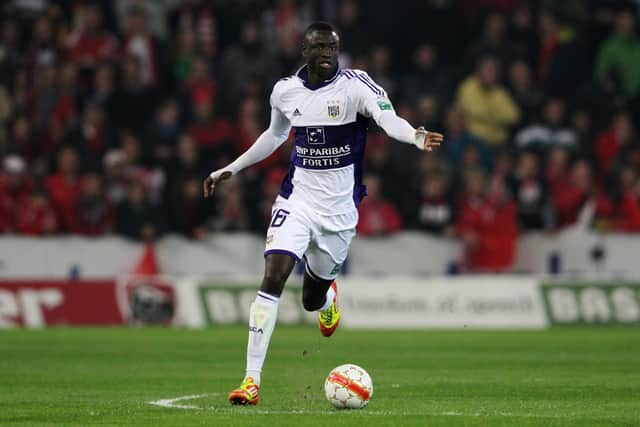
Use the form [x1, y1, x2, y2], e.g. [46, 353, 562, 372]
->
[304, 228, 356, 280]
[264, 200, 312, 262]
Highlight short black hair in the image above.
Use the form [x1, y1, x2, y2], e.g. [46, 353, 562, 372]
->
[303, 22, 338, 39]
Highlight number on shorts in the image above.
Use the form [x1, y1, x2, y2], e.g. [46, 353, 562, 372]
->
[270, 209, 290, 228]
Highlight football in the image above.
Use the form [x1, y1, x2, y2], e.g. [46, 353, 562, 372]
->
[324, 363, 373, 409]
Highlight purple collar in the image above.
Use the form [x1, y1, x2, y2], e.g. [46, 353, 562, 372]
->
[296, 64, 341, 90]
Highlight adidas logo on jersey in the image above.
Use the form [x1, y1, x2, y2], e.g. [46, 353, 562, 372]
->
[293, 108, 302, 116]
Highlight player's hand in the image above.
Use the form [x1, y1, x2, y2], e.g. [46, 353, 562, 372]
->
[203, 170, 232, 198]
[421, 129, 444, 152]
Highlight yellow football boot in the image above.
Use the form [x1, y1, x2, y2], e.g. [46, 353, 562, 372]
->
[318, 282, 340, 337]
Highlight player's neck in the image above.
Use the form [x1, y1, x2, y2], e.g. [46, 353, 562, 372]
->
[307, 65, 338, 85]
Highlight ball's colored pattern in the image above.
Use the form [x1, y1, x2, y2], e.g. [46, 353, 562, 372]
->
[324, 364, 373, 409]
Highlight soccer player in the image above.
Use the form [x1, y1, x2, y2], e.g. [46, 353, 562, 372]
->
[203, 22, 443, 405]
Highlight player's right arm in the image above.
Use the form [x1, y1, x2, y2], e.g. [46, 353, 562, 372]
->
[203, 89, 291, 198]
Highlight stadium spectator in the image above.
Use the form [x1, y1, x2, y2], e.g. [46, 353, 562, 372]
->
[13, 186, 58, 236]
[168, 175, 210, 239]
[487, 149, 515, 212]
[208, 177, 249, 232]
[415, 94, 442, 136]
[335, 0, 368, 59]
[510, 151, 555, 230]
[218, 20, 278, 112]
[103, 149, 128, 205]
[65, 4, 118, 68]
[110, 55, 158, 132]
[594, 112, 634, 183]
[545, 146, 571, 192]
[369, 45, 395, 98]
[443, 106, 491, 172]
[86, 63, 116, 110]
[464, 11, 518, 73]
[9, 115, 35, 163]
[0, 155, 33, 232]
[26, 15, 59, 69]
[44, 147, 82, 232]
[182, 56, 216, 114]
[537, 8, 589, 97]
[169, 26, 201, 85]
[508, 3, 538, 67]
[615, 168, 640, 231]
[552, 160, 614, 227]
[187, 97, 234, 162]
[399, 44, 450, 105]
[514, 98, 577, 155]
[70, 172, 114, 236]
[116, 178, 165, 241]
[456, 168, 517, 272]
[63, 102, 112, 168]
[143, 98, 181, 168]
[120, 5, 161, 86]
[456, 55, 520, 147]
[0, 20, 21, 82]
[507, 59, 543, 127]
[595, 9, 640, 101]
[415, 171, 455, 236]
[357, 174, 402, 237]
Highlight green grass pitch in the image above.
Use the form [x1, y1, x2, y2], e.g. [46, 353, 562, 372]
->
[0, 327, 638, 426]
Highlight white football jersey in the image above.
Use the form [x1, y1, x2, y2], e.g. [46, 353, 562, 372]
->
[271, 65, 394, 229]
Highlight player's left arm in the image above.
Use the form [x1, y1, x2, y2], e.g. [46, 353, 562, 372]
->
[355, 72, 443, 151]
[375, 109, 443, 151]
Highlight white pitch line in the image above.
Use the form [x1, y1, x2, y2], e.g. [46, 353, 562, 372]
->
[149, 393, 221, 409]
[147, 395, 624, 420]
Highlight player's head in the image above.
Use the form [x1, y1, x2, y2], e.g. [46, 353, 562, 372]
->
[302, 22, 340, 80]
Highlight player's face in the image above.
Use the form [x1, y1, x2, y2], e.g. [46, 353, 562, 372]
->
[303, 30, 339, 80]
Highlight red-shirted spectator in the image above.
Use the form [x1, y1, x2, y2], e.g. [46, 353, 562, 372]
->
[594, 112, 634, 184]
[456, 169, 517, 272]
[614, 167, 640, 231]
[44, 147, 82, 232]
[552, 160, 614, 227]
[357, 174, 402, 236]
[70, 172, 114, 236]
[545, 146, 569, 193]
[14, 188, 58, 235]
[0, 155, 34, 233]
[188, 98, 234, 159]
[65, 4, 117, 67]
[184, 57, 216, 109]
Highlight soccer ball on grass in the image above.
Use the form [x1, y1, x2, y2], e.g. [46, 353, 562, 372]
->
[324, 363, 373, 409]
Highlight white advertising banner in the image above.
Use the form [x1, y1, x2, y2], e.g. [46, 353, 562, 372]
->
[337, 276, 548, 328]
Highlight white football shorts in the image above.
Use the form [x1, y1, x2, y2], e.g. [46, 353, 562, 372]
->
[264, 196, 357, 280]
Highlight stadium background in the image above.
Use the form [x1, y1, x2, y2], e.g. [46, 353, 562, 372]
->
[1, 1, 639, 425]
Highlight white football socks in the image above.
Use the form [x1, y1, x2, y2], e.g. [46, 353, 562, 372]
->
[318, 285, 336, 312]
[245, 291, 279, 386]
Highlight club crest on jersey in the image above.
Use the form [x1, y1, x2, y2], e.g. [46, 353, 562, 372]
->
[327, 100, 340, 118]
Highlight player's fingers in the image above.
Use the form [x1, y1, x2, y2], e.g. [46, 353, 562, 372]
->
[203, 179, 209, 198]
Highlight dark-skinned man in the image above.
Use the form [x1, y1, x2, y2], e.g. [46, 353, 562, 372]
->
[203, 22, 443, 406]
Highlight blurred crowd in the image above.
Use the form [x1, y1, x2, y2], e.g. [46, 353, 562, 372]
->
[2, 0, 640, 270]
